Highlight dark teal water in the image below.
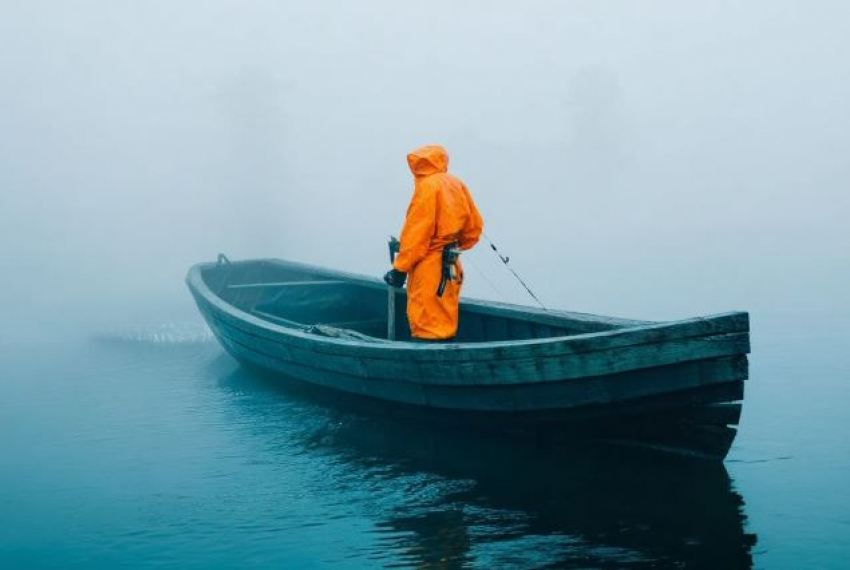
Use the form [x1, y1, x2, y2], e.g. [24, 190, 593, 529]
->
[1, 315, 848, 568]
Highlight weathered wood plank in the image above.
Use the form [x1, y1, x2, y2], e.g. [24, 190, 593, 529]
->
[205, 301, 748, 386]
[676, 403, 743, 426]
[508, 318, 533, 341]
[487, 314, 508, 342]
[218, 332, 429, 406]
[195, 278, 749, 367]
[506, 357, 746, 412]
[227, 280, 346, 290]
[214, 309, 748, 411]
[219, 322, 746, 413]
[195, 258, 649, 331]
[322, 319, 388, 330]
[416, 332, 749, 385]
[212, 316, 376, 379]
[250, 310, 309, 330]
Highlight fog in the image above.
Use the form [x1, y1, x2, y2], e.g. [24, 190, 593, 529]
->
[2, 1, 848, 341]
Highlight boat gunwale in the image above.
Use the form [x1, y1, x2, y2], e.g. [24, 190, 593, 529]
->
[186, 259, 750, 361]
[238, 258, 652, 330]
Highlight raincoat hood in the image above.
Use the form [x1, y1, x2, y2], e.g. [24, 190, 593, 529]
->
[407, 145, 449, 178]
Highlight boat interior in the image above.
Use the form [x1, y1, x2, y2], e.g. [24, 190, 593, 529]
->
[202, 261, 633, 343]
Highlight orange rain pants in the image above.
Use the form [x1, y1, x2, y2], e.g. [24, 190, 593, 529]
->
[393, 145, 484, 339]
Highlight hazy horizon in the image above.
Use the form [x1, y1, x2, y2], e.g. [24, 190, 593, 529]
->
[2, 1, 848, 341]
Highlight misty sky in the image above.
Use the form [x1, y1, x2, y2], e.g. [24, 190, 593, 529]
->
[1, 1, 848, 339]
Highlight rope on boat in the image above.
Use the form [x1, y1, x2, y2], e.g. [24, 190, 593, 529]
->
[482, 232, 547, 311]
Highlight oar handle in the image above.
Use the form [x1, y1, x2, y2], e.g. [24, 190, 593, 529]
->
[387, 237, 400, 341]
[388, 236, 400, 264]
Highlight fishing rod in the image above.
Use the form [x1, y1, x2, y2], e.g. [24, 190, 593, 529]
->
[386, 222, 546, 311]
[482, 232, 547, 311]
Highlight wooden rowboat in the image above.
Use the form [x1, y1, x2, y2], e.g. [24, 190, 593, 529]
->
[186, 256, 751, 459]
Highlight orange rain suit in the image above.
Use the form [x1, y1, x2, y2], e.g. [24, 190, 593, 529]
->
[393, 146, 484, 340]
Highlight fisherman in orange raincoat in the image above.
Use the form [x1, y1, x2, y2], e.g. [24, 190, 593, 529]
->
[384, 145, 484, 340]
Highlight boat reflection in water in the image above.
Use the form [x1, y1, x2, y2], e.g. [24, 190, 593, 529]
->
[216, 361, 757, 569]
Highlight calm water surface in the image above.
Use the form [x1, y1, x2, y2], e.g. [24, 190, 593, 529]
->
[1, 314, 848, 568]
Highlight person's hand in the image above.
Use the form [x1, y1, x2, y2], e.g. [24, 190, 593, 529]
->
[383, 269, 407, 288]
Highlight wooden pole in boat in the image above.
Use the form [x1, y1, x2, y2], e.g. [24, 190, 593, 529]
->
[387, 237, 400, 341]
[387, 286, 396, 341]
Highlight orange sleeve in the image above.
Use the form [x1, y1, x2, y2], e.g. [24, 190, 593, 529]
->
[458, 183, 483, 250]
[393, 183, 437, 273]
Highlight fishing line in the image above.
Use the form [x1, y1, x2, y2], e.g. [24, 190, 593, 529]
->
[482, 232, 547, 310]
[465, 253, 506, 301]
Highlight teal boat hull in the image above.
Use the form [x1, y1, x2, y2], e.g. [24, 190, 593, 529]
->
[187, 257, 750, 459]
